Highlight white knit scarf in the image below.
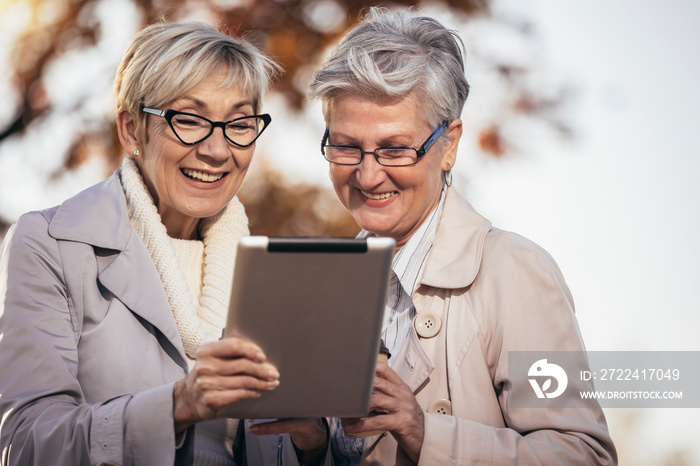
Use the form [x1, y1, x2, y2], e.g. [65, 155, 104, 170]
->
[119, 157, 249, 359]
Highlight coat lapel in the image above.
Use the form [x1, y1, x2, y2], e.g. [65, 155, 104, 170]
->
[97, 233, 188, 368]
[363, 188, 491, 464]
[48, 171, 188, 369]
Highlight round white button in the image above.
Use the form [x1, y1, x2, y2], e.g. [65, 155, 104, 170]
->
[427, 399, 452, 415]
[414, 312, 441, 338]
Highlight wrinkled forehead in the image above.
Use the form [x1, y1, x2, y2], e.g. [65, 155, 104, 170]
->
[324, 91, 422, 126]
[321, 90, 418, 119]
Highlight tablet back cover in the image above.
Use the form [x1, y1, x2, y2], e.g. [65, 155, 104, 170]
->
[219, 236, 393, 419]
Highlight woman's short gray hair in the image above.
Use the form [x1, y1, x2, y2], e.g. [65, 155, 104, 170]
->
[308, 8, 469, 128]
[115, 21, 280, 136]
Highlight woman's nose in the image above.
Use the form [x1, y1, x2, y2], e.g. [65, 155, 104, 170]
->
[356, 153, 387, 187]
[197, 127, 232, 162]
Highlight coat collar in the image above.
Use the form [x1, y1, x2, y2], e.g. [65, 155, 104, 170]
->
[419, 188, 492, 290]
[48, 172, 133, 251]
[47, 170, 188, 368]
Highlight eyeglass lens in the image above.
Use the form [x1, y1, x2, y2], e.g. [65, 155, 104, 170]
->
[324, 147, 419, 166]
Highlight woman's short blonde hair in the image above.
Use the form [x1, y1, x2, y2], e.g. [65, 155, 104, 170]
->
[115, 21, 280, 137]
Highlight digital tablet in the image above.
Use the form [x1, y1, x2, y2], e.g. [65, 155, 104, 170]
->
[218, 236, 395, 419]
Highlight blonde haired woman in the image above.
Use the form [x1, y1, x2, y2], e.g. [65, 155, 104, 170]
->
[0, 22, 325, 465]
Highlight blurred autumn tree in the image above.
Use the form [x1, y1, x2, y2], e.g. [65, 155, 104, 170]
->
[0, 0, 571, 238]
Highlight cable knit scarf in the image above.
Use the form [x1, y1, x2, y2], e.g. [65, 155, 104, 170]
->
[120, 157, 249, 359]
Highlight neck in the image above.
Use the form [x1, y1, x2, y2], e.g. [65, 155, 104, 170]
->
[162, 213, 201, 240]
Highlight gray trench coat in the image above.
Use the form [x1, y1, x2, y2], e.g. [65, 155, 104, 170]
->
[0, 171, 303, 465]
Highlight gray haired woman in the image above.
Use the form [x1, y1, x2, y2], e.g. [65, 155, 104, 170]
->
[279, 7, 617, 465]
[0, 22, 324, 465]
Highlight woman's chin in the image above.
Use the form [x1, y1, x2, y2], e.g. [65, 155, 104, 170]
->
[179, 200, 230, 221]
[353, 216, 398, 239]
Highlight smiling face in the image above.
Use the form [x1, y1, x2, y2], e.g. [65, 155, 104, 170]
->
[327, 94, 461, 249]
[118, 66, 258, 239]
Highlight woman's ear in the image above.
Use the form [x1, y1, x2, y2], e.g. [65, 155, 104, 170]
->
[116, 107, 141, 156]
[441, 119, 462, 171]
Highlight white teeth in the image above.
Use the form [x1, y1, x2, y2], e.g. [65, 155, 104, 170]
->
[361, 190, 395, 200]
[182, 168, 225, 183]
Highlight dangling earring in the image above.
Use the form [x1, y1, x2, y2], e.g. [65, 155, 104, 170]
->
[443, 162, 453, 187]
[132, 149, 141, 159]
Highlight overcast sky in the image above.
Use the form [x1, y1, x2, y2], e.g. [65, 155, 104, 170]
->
[462, 1, 700, 463]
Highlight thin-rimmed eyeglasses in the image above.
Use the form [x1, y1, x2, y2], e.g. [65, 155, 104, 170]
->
[321, 120, 448, 167]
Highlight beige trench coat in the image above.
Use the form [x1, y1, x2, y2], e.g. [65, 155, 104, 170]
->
[359, 188, 617, 465]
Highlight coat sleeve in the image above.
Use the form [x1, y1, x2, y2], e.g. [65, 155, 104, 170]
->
[0, 212, 186, 466]
[415, 230, 617, 466]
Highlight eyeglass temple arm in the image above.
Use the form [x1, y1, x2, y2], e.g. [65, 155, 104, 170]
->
[142, 107, 166, 117]
[417, 120, 449, 157]
[321, 128, 329, 152]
